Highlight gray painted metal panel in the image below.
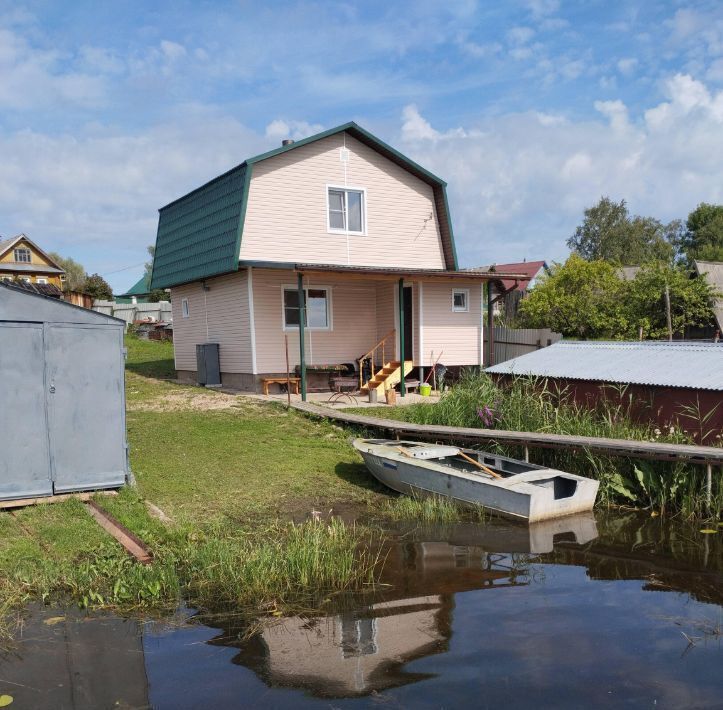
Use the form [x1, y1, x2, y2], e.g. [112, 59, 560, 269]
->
[487, 341, 723, 391]
[0, 282, 122, 325]
[0, 323, 53, 499]
[46, 324, 127, 492]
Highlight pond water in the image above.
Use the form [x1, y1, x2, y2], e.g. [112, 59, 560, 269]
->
[2, 512, 721, 709]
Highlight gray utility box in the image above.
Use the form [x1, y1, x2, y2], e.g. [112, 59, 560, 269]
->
[196, 342, 221, 386]
[0, 282, 129, 501]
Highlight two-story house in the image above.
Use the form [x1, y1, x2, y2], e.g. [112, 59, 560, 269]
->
[150, 122, 528, 397]
[0, 234, 65, 292]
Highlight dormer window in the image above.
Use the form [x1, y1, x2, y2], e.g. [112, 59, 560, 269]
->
[14, 248, 31, 263]
[327, 186, 365, 234]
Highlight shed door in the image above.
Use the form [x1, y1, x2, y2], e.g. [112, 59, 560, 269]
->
[45, 325, 127, 492]
[0, 323, 53, 499]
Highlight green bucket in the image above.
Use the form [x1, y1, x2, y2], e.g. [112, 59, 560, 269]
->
[419, 383, 432, 397]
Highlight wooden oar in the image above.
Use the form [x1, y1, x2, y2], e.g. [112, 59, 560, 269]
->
[457, 451, 503, 479]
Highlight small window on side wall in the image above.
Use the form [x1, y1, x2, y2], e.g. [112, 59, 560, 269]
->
[181, 298, 190, 318]
[283, 287, 330, 329]
[452, 288, 469, 312]
[328, 187, 365, 234]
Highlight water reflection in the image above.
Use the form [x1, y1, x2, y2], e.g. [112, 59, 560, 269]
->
[1, 511, 722, 708]
[203, 513, 598, 698]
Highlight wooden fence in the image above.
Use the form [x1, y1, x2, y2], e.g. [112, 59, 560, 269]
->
[487, 326, 561, 367]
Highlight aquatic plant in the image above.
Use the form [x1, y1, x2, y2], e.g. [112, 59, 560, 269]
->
[355, 371, 722, 518]
[381, 492, 486, 524]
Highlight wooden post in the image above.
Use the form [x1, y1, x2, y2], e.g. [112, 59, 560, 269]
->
[664, 282, 673, 342]
[487, 282, 495, 367]
[284, 334, 291, 408]
[297, 273, 307, 401]
[398, 278, 406, 397]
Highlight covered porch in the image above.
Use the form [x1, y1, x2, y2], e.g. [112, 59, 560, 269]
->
[262, 263, 530, 401]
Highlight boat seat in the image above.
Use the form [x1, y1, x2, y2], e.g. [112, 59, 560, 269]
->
[403, 444, 460, 460]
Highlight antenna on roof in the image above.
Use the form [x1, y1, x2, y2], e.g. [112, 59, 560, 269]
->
[282, 139, 294, 146]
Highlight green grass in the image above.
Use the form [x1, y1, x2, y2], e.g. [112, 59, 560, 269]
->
[349, 371, 723, 518]
[0, 336, 394, 638]
[381, 493, 486, 524]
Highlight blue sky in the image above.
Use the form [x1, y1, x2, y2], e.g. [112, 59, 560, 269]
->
[1, 0, 723, 292]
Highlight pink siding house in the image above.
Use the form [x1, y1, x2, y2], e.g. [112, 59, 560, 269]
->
[151, 123, 529, 396]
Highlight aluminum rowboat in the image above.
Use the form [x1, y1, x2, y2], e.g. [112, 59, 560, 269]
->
[353, 438, 599, 523]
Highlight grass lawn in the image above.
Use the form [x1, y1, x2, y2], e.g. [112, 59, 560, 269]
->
[0, 336, 391, 632]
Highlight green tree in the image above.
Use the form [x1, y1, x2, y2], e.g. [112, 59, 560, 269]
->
[517, 254, 628, 339]
[681, 202, 723, 262]
[83, 273, 114, 301]
[623, 263, 717, 339]
[48, 252, 86, 292]
[567, 197, 677, 265]
[143, 245, 167, 302]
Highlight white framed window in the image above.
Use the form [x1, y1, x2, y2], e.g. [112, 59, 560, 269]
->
[36, 278, 47, 284]
[20, 276, 31, 283]
[452, 288, 469, 312]
[181, 298, 190, 318]
[327, 186, 366, 235]
[282, 286, 331, 330]
[14, 248, 31, 263]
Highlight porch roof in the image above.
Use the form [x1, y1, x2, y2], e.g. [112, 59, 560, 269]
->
[240, 260, 532, 285]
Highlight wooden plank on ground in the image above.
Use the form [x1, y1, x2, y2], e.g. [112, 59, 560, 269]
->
[0, 490, 118, 511]
[84, 501, 153, 565]
[290, 401, 723, 466]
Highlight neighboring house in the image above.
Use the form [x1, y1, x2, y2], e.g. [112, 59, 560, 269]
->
[151, 122, 529, 395]
[693, 260, 723, 336]
[117, 273, 153, 304]
[487, 341, 723, 442]
[0, 234, 65, 293]
[467, 260, 548, 319]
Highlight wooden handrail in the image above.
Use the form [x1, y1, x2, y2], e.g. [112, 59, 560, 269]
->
[358, 329, 396, 390]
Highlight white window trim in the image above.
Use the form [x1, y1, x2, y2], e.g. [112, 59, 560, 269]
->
[281, 284, 333, 332]
[36, 278, 48, 284]
[326, 184, 367, 236]
[452, 288, 470, 313]
[14, 248, 31, 263]
[181, 298, 190, 318]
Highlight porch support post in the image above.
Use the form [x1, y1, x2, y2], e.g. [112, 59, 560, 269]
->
[487, 281, 495, 368]
[398, 277, 406, 397]
[297, 272, 307, 401]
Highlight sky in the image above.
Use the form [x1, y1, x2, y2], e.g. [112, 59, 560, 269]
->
[1, 0, 723, 293]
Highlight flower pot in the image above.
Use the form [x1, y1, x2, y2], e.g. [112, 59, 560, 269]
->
[385, 388, 396, 406]
[419, 383, 432, 397]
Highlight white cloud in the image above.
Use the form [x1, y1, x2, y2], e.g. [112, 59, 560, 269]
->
[616, 57, 638, 76]
[526, 0, 560, 20]
[507, 26, 535, 46]
[398, 76, 723, 265]
[265, 119, 325, 142]
[0, 28, 107, 109]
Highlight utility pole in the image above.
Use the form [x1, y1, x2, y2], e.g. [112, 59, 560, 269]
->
[664, 282, 673, 342]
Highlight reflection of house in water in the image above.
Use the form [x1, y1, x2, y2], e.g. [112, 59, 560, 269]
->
[213, 540, 531, 698]
[209, 514, 599, 698]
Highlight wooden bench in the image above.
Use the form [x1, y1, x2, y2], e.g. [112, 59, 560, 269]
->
[402, 379, 420, 394]
[261, 377, 301, 396]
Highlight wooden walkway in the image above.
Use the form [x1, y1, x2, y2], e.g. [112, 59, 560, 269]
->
[291, 401, 723, 467]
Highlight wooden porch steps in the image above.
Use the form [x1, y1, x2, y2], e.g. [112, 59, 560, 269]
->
[360, 360, 414, 395]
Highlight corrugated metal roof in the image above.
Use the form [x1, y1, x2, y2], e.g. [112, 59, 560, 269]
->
[0, 263, 64, 274]
[150, 122, 458, 289]
[119, 273, 151, 297]
[487, 340, 723, 391]
[694, 260, 723, 333]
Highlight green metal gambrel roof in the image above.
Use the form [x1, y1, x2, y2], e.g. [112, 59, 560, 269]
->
[150, 122, 457, 289]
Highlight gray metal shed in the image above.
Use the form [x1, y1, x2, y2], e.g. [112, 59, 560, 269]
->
[0, 282, 129, 500]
